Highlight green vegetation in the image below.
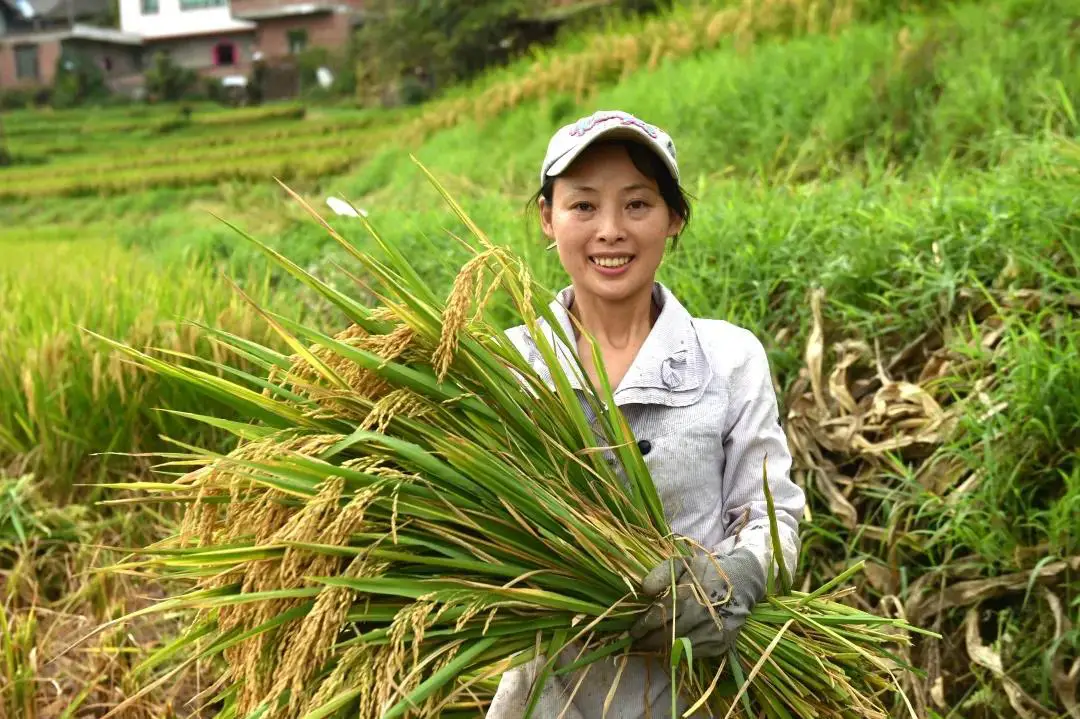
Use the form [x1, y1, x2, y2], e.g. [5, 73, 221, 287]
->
[144, 51, 200, 103]
[356, 0, 542, 92]
[0, 103, 394, 197]
[0, 0, 1077, 715]
[107, 185, 930, 719]
[0, 236, 286, 497]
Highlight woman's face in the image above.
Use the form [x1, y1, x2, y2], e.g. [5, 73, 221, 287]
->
[539, 143, 683, 305]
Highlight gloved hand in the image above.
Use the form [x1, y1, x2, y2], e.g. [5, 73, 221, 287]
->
[629, 545, 766, 657]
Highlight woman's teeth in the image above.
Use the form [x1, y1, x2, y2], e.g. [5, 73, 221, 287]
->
[592, 256, 632, 268]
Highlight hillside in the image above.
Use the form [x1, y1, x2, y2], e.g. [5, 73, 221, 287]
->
[1, 0, 1077, 715]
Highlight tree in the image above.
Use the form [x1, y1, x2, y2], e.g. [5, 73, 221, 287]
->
[355, 0, 541, 100]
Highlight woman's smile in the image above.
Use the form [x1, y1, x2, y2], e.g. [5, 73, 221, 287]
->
[590, 253, 635, 274]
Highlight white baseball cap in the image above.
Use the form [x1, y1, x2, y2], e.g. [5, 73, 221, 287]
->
[539, 110, 679, 186]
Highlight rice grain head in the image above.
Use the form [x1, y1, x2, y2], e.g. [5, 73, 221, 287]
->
[273, 556, 368, 715]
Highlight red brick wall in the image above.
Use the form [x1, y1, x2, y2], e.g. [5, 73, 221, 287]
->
[254, 12, 351, 59]
[0, 43, 17, 87]
[0, 37, 61, 88]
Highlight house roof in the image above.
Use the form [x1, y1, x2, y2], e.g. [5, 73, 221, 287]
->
[0, 21, 143, 43]
[17, 0, 111, 21]
[231, 2, 363, 20]
[67, 22, 143, 44]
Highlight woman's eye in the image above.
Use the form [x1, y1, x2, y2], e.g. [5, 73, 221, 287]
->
[573, 202, 593, 211]
[628, 200, 648, 210]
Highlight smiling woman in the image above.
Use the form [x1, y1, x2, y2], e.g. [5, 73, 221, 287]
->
[489, 110, 806, 718]
[536, 141, 686, 391]
[531, 115, 691, 391]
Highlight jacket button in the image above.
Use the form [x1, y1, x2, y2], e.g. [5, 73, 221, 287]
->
[637, 439, 652, 456]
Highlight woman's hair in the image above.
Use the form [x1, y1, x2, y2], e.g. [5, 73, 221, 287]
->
[529, 139, 693, 248]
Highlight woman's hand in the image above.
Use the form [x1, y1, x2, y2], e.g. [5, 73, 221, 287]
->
[629, 546, 766, 657]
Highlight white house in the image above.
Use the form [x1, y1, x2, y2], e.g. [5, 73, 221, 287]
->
[118, 0, 255, 75]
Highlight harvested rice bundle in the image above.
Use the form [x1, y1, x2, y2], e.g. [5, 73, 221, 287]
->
[96, 174, 931, 719]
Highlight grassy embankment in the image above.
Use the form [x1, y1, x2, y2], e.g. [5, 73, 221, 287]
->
[1, 0, 1077, 715]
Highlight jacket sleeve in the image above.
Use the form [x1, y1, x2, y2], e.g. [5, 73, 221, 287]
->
[486, 662, 534, 719]
[714, 329, 805, 581]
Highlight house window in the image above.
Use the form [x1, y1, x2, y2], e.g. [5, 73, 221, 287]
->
[141, 0, 158, 14]
[179, 0, 226, 9]
[14, 43, 39, 80]
[214, 42, 236, 66]
[287, 29, 307, 55]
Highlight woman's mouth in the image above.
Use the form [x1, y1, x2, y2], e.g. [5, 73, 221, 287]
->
[590, 255, 634, 275]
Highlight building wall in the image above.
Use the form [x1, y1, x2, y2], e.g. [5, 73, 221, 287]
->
[145, 30, 254, 72]
[0, 36, 143, 89]
[0, 37, 62, 87]
[254, 12, 350, 59]
[66, 38, 144, 77]
[118, 0, 253, 40]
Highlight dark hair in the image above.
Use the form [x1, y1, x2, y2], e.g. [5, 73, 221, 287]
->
[529, 139, 693, 248]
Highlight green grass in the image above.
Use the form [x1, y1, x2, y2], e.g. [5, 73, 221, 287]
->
[0, 0, 1077, 713]
[0, 237, 289, 500]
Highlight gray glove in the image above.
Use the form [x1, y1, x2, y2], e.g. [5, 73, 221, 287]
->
[629, 546, 766, 657]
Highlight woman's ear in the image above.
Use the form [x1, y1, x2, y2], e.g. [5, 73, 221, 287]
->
[667, 209, 685, 238]
[539, 196, 555, 240]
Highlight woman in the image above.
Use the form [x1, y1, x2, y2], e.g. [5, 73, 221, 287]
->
[486, 110, 806, 719]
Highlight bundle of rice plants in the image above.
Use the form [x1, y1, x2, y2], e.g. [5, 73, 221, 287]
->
[91, 166, 933, 719]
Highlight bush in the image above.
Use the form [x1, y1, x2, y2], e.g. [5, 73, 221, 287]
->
[289, 46, 356, 101]
[295, 46, 332, 87]
[203, 76, 225, 104]
[0, 88, 43, 111]
[330, 36, 359, 96]
[50, 52, 110, 109]
[397, 73, 432, 105]
[144, 51, 197, 102]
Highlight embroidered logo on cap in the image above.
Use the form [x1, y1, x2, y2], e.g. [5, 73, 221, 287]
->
[570, 112, 660, 139]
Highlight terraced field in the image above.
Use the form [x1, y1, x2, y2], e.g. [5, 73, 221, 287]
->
[0, 105, 399, 199]
[1, 0, 1077, 715]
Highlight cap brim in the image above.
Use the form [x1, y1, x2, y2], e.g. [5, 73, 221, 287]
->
[544, 125, 679, 182]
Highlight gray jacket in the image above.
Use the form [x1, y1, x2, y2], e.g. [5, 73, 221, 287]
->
[487, 282, 805, 719]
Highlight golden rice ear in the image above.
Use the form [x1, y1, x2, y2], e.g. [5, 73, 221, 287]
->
[96, 161, 929, 719]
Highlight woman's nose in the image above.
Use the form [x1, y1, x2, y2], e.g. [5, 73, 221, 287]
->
[596, 208, 626, 242]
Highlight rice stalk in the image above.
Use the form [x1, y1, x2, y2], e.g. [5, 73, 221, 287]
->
[91, 165, 935, 719]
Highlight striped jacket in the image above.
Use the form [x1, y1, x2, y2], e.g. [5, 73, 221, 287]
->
[486, 282, 805, 719]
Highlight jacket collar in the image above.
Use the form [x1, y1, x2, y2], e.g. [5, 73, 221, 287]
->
[525, 282, 712, 408]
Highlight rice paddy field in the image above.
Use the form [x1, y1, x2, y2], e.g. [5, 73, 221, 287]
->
[1, 0, 1077, 716]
